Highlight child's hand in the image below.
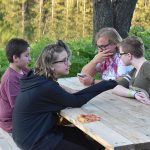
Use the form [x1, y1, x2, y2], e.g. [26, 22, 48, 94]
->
[135, 92, 150, 105]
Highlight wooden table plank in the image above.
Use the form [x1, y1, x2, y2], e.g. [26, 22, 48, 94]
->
[87, 92, 150, 127]
[59, 77, 150, 150]
[61, 108, 133, 150]
[58, 77, 86, 90]
[82, 104, 150, 143]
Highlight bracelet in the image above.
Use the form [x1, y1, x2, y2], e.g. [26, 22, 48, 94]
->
[128, 89, 136, 98]
[133, 91, 138, 98]
[91, 79, 95, 85]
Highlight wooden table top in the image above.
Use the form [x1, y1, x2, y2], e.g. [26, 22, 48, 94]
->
[58, 77, 150, 150]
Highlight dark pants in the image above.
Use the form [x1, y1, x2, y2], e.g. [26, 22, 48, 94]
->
[54, 126, 104, 150]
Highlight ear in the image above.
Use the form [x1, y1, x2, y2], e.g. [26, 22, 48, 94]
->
[13, 55, 19, 63]
[127, 53, 132, 60]
[51, 67, 55, 71]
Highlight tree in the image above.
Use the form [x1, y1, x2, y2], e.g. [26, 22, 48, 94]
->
[132, 0, 150, 28]
[93, 0, 137, 43]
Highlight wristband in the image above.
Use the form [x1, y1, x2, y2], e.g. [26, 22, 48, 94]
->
[128, 89, 136, 98]
[91, 79, 95, 85]
[133, 91, 138, 98]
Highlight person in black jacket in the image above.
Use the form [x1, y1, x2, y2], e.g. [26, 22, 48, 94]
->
[12, 40, 117, 150]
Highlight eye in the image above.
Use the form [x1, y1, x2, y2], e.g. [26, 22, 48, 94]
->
[25, 54, 29, 57]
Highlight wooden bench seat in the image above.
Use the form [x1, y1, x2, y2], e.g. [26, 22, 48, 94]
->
[0, 128, 21, 150]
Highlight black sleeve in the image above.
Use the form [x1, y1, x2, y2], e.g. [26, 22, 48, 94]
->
[46, 80, 117, 108]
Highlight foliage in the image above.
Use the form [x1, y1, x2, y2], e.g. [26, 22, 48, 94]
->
[0, 0, 93, 46]
[0, 0, 149, 46]
[132, 0, 150, 28]
[129, 26, 150, 49]
[129, 26, 150, 60]
[0, 37, 95, 78]
[66, 38, 95, 76]
[0, 49, 8, 78]
[29, 37, 53, 68]
[0, 27, 150, 79]
[28, 37, 95, 77]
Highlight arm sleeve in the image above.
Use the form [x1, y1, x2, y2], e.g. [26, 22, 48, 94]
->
[8, 81, 20, 108]
[47, 80, 117, 108]
[117, 68, 135, 88]
[143, 62, 150, 80]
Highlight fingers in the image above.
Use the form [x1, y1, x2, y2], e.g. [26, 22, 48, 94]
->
[97, 50, 113, 58]
[140, 100, 150, 105]
[78, 74, 93, 86]
[136, 96, 150, 105]
[135, 91, 150, 105]
[93, 52, 113, 63]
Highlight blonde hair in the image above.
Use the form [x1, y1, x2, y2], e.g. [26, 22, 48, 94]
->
[34, 40, 70, 80]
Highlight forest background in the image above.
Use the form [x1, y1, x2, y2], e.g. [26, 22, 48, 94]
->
[0, 0, 150, 78]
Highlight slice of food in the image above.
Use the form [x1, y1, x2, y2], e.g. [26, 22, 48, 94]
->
[77, 114, 101, 123]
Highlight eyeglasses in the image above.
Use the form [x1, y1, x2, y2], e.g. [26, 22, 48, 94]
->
[52, 57, 70, 65]
[118, 52, 128, 57]
[97, 42, 111, 50]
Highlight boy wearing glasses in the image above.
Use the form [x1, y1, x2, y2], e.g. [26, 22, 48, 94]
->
[113, 36, 150, 105]
[78, 27, 132, 86]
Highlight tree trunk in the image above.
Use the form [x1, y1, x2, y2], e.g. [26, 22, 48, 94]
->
[93, 0, 113, 43]
[39, 0, 43, 38]
[21, 0, 26, 37]
[93, 0, 137, 43]
[113, 0, 137, 38]
[51, 0, 54, 28]
[82, 0, 86, 37]
[66, 0, 69, 37]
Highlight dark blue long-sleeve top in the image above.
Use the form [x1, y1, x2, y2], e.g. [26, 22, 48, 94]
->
[12, 70, 117, 150]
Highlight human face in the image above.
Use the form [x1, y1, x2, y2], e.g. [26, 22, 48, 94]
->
[15, 47, 31, 69]
[96, 37, 117, 54]
[52, 51, 71, 77]
[119, 47, 131, 66]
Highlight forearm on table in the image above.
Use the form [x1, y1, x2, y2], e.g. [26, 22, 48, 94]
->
[112, 85, 136, 98]
[82, 60, 97, 76]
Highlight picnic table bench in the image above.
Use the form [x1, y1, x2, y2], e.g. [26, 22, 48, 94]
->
[58, 77, 150, 150]
[0, 128, 20, 150]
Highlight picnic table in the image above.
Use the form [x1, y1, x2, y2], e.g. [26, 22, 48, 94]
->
[58, 77, 150, 150]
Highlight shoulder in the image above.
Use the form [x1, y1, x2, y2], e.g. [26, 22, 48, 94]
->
[1, 68, 12, 83]
[142, 61, 150, 76]
[0, 68, 17, 89]
[41, 78, 59, 89]
[143, 61, 150, 69]
[40, 79, 65, 95]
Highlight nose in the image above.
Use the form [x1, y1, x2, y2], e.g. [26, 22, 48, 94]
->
[68, 60, 71, 66]
[97, 49, 103, 53]
[29, 56, 31, 61]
